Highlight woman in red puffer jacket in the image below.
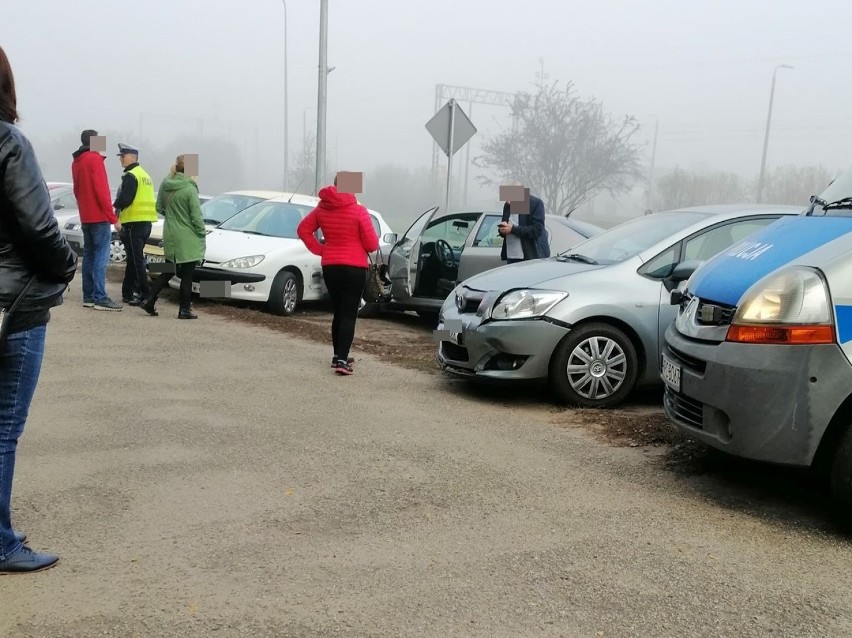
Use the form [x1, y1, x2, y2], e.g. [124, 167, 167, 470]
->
[297, 175, 378, 375]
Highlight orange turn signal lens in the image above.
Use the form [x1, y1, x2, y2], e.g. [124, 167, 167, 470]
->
[726, 324, 835, 345]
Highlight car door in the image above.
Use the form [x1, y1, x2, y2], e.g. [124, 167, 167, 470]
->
[640, 216, 784, 373]
[457, 213, 503, 281]
[388, 206, 439, 301]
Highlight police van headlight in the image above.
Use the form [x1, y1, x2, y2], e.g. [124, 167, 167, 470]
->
[727, 267, 834, 344]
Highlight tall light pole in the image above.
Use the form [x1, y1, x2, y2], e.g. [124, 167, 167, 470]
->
[281, 0, 289, 191]
[756, 64, 793, 203]
[315, 0, 329, 195]
[646, 115, 659, 213]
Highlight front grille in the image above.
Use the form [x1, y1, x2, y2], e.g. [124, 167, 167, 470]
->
[441, 341, 469, 362]
[695, 300, 735, 326]
[666, 346, 706, 374]
[665, 387, 704, 430]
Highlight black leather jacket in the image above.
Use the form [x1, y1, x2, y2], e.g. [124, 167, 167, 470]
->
[0, 122, 78, 312]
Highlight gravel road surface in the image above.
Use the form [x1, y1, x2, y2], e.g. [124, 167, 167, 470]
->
[1, 275, 850, 637]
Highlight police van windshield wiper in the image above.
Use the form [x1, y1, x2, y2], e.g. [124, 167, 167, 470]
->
[823, 196, 852, 211]
[557, 253, 599, 264]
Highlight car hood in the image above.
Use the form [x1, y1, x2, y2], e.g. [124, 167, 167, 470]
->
[688, 215, 852, 306]
[460, 257, 605, 292]
[204, 229, 303, 261]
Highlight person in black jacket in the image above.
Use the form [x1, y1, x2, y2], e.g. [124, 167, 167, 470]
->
[498, 191, 550, 263]
[0, 46, 77, 574]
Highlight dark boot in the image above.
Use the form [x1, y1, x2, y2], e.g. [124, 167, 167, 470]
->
[140, 297, 158, 316]
[178, 307, 197, 320]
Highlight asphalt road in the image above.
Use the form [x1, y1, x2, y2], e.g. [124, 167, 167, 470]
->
[1, 276, 851, 638]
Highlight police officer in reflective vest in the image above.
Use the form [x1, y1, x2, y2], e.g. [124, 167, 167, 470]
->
[113, 143, 158, 305]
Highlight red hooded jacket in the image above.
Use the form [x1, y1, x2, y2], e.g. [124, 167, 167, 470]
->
[71, 148, 118, 224]
[297, 186, 379, 268]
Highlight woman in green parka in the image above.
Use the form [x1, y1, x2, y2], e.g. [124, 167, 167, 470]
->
[141, 154, 206, 319]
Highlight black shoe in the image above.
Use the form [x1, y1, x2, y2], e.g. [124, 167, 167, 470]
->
[123, 294, 142, 306]
[178, 309, 197, 320]
[140, 298, 158, 316]
[331, 356, 355, 368]
[333, 358, 354, 375]
[0, 545, 59, 574]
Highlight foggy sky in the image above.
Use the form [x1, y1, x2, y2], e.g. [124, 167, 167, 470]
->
[4, 0, 852, 226]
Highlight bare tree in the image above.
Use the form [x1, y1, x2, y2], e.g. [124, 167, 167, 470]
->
[652, 167, 747, 211]
[474, 79, 644, 216]
[758, 164, 839, 206]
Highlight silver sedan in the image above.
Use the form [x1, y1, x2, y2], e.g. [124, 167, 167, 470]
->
[436, 204, 803, 408]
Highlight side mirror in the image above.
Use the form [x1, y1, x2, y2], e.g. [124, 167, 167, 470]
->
[383, 232, 398, 245]
[663, 259, 702, 294]
[54, 203, 64, 210]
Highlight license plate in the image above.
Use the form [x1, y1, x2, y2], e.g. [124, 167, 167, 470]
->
[191, 282, 201, 294]
[661, 353, 681, 392]
[147, 255, 165, 263]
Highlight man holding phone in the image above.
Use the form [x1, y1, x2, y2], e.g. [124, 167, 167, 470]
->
[497, 185, 549, 264]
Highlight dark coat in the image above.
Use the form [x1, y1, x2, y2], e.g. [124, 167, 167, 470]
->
[500, 194, 550, 261]
[0, 122, 78, 312]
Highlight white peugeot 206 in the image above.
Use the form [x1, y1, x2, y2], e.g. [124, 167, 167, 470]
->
[170, 192, 394, 315]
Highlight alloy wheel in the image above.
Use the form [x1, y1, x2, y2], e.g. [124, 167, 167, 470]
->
[282, 278, 298, 313]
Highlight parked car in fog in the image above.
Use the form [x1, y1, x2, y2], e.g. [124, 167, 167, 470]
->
[436, 204, 803, 408]
[379, 206, 603, 318]
[165, 193, 395, 316]
[60, 189, 130, 262]
[143, 190, 282, 278]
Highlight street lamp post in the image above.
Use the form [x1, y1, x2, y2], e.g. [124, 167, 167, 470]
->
[281, 0, 289, 192]
[315, 0, 328, 195]
[756, 64, 793, 203]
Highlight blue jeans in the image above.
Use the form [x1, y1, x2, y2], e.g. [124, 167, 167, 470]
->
[0, 325, 46, 559]
[81, 222, 112, 303]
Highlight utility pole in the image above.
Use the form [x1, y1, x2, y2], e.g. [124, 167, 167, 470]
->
[445, 99, 456, 214]
[463, 102, 473, 208]
[281, 0, 289, 191]
[315, 0, 329, 195]
[646, 116, 658, 212]
[757, 64, 793, 203]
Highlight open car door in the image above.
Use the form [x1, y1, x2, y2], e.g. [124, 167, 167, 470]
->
[388, 205, 440, 302]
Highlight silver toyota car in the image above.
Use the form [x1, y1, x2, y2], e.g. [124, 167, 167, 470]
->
[436, 204, 803, 408]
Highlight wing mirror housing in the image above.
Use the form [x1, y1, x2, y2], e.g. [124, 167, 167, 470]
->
[664, 259, 702, 297]
[383, 232, 398, 245]
[54, 202, 64, 210]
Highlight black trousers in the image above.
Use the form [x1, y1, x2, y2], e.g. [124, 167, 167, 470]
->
[148, 261, 197, 311]
[323, 265, 366, 361]
[120, 222, 152, 301]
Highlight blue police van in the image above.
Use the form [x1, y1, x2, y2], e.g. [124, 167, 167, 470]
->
[662, 164, 852, 512]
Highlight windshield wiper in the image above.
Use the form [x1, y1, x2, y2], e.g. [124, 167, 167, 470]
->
[240, 230, 272, 236]
[805, 195, 829, 216]
[823, 197, 852, 211]
[202, 218, 221, 225]
[557, 253, 599, 265]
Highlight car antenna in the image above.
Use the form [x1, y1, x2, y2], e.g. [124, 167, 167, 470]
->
[287, 176, 309, 203]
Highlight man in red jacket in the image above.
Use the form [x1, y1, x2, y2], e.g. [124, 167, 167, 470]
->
[297, 174, 379, 375]
[71, 130, 122, 311]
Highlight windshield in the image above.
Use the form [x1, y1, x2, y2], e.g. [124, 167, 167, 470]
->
[557, 211, 710, 264]
[218, 201, 313, 238]
[201, 194, 266, 225]
[810, 163, 852, 216]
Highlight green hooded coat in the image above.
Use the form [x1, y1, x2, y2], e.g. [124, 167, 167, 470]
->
[156, 172, 206, 264]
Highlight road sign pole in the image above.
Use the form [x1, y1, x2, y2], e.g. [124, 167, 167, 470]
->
[446, 99, 456, 213]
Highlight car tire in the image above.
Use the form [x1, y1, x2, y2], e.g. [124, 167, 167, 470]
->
[829, 424, 852, 522]
[110, 238, 126, 263]
[549, 322, 638, 408]
[268, 270, 302, 316]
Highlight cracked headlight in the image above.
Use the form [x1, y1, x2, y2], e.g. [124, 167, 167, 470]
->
[490, 289, 567, 320]
[221, 255, 265, 269]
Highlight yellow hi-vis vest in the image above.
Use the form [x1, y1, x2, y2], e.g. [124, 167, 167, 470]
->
[119, 165, 158, 223]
